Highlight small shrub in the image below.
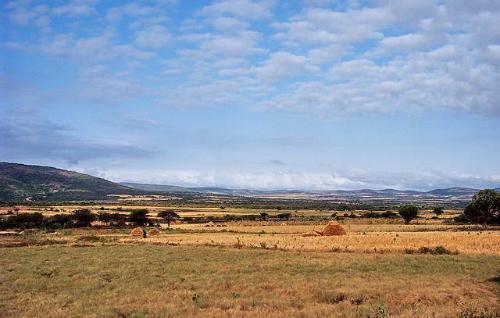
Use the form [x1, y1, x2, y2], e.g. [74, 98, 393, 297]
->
[315, 291, 347, 304]
[458, 308, 500, 318]
[405, 246, 455, 255]
[77, 235, 105, 243]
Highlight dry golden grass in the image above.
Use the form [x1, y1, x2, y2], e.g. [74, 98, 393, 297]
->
[120, 230, 500, 255]
[170, 221, 478, 234]
[0, 245, 498, 318]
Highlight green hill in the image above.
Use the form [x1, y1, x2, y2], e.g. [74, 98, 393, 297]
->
[0, 162, 138, 202]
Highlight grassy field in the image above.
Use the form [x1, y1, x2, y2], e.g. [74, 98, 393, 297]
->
[1, 244, 499, 318]
[1, 205, 499, 317]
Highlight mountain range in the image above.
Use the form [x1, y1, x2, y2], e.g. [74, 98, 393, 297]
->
[1, 162, 498, 203]
[122, 182, 492, 205]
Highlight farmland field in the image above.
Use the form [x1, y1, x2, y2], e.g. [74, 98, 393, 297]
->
[0, 205, 499, 317]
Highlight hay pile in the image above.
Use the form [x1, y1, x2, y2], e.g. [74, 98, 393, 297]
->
[205, 221, 216, 227]
[131, 227, 144, 237]
[321, 221, 346, 236]
[148, 228, 161, 236]
[301, 222, 346, 237]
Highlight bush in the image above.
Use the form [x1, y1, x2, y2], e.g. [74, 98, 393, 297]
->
[2, 212, 44, 228]
[433, 207, 444, 216]
[43, 214, 74, 229]
[97, 212, 112, 224]
[109, 213, 126, 227]
[77, 235, 104, 242]
[276, 212, 291, 220]
[405, 246, 455, 255]
[362, 211, 398, 219]
[315, 290, 347, 304]
[72, 209, 96, 227]
[398, 205, 419, 224]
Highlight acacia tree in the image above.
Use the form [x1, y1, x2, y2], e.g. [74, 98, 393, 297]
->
[464, 189, 500, 225]
[398, 205, 419, 224]
[158, 210, 179, 227]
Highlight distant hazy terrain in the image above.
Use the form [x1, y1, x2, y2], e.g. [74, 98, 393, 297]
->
[123, 182, 489, 206]
[1, 162, 497, 205]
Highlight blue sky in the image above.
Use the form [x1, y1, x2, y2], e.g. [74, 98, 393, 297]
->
[1, 0, 500, 190]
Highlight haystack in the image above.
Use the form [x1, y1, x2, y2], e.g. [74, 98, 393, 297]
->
[148, 228, 161, 236]
[205, 221, 216, 227]
[321, 221, 346, 236]
[131, 227, 144, 237]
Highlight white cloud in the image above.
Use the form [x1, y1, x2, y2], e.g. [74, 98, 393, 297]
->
[3, 0, 500, 117]
[253, 51, 317, 82]
[199, 0, 274, 20]
[106, 3, 157, 21]
[52, 0, 97, 17]
[200, 31, 266, 57]
[94, 167, 500, 191]
[134, 25, 172, 49]
[212, 17, 249, 31]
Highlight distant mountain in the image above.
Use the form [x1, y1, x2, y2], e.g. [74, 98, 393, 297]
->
[0, 162, 138, 201]
[120, 182, 193, 193]
[426, 187, 479, 196]
[122, 182, 494, 204]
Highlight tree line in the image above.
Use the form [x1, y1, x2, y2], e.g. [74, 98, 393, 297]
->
[398, 189, 499, 225]
[0, 209, 180, 230]
[1, 189, 498, 229]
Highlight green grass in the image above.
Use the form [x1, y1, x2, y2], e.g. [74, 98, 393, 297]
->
[0, 245, 499, 317]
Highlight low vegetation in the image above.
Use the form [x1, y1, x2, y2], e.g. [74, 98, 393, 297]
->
[0, 245, 498, 318]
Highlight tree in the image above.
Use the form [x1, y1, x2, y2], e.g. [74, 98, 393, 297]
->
[158, 210, 179, 227]
[398, 205, 419, 224]
[433, 207, 444, 217]
[72, 209, 95, 227]
[129, 209, 149, 226]
[259, 212, 269, 221]
[464, 189, 500, 225]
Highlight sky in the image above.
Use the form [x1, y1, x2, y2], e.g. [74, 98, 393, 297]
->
[1, 0, 500, 191]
